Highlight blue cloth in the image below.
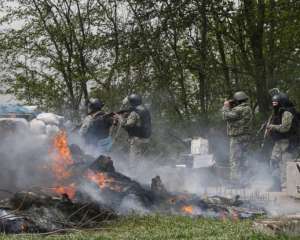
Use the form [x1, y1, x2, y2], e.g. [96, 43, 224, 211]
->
[96, 136, 113, 153]
[0, 104, 36, 115]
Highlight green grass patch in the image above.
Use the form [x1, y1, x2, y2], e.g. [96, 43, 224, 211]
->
[0, 215, 297, 240]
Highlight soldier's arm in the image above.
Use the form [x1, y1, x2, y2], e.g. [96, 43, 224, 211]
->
[222, 106, 241, 121]
[123, 111, 139, 128]
[104, 115, 114, 126]
[269, 111, 293, 133]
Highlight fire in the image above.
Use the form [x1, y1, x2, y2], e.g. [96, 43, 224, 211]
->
[85, 170, 123, 192]
[48, 130, 76, 199]
[53, 183, 76, 199]
[181, 205, 193, 214]
[50, 131, 74, 181]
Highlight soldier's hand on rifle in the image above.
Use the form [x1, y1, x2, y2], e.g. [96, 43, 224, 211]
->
[224, 100, 231, 108]
[266, 124, 274, 131]
[264, 124, 273, 137]
[111, 113, 120, 125]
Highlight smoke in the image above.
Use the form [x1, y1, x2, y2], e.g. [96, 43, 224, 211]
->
[118, 194, 150, 215]
[78, 182, 105, 204]
[0, 111, 298, 218]
[0, 121, 53, 196]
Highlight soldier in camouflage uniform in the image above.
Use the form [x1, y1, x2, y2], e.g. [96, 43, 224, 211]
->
[79, 98, 114, 155]
[122, 94, 152, 165]
[222, 91, 253, 184]
[267, 93, 298, 191]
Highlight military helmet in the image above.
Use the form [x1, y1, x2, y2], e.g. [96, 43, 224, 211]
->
[272, 93, 289, 107]
[88, 98, 104, 113]
[271, 94, 281, 103]
[233, 91, 249, 102]
[128, 94, 142, 106]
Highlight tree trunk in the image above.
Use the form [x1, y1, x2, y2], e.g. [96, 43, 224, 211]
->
[267, 0, 277, 89]
[243, 0, 269, 114]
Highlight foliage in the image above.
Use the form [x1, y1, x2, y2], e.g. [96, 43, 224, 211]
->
[1, 0, 300, 125]
[0, 215, 297, 240]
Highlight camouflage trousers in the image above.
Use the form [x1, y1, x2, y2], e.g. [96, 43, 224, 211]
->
[128, 137, 149, 166]
[229, 135, 250, 182]
[270, 139, 294, 190]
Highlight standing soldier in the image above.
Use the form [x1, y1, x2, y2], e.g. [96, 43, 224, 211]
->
[79, 98, 114, 155]
[222, 91, 253, 185]
[121, 94, 152, 165]
[267, 93, 298, 191]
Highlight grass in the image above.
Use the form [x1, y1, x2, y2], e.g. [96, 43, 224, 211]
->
[0, 215, 297, 240]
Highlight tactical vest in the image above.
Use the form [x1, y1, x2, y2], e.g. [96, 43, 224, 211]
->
[85, 112, 112, 144]
[270, 108, 298, 141]
[126, 105, 151, 138]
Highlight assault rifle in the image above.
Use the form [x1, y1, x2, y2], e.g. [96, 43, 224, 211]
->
[72, 108, 132, 133]
[225, 96, 237, 109]
[228, 99, 237, 108]
[256, 114, 273, 149]
[103, 108, 132, 118]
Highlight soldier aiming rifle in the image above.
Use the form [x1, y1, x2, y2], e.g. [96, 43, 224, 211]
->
[222, 91, 253, 186]
[79, 98, 115, 154]
[120, 94, 152, 167]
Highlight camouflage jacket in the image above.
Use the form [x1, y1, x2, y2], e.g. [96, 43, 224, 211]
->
[269, 111, 294, 133]
[222, 102, 253, 137]
[122, 111, 141, 129]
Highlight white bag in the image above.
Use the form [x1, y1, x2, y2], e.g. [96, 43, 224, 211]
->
[30, 119, 46, 134]
[36, 113, 64, 126]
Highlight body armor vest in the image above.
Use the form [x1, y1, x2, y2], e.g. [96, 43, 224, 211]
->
[270, 108, 298, 141]
[85, 112, 112, 144]
[127, 105, 151, 138]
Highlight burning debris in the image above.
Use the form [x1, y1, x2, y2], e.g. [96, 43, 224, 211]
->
[0, 130, 265, 234]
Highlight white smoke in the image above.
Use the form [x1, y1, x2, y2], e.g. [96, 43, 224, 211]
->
[118, 194, 150, 215]
[0, 122, 53, 195]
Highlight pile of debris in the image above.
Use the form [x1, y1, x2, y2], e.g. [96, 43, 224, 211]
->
[0, 191, 115, 234]
[254, 216, 300, 237]
[0, 152, 265, 234]
[0, 130, 266, 234]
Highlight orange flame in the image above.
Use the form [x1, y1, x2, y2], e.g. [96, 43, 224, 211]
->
[85, 170, 123, 192]
[49, 131, 75, 199]
[50, 131, 74, 181]
[181, 205, 193, 214]
[53, 183, 76, 199]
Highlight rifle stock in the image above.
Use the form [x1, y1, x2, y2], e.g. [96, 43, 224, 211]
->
[261, 115, 273, 148]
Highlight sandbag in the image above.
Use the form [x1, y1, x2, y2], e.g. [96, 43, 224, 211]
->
[36, 113, 64, 126]
[30, 119, 46, 135]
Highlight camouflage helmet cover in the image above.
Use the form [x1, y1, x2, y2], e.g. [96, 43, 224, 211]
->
[233, 91, 249, 101]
